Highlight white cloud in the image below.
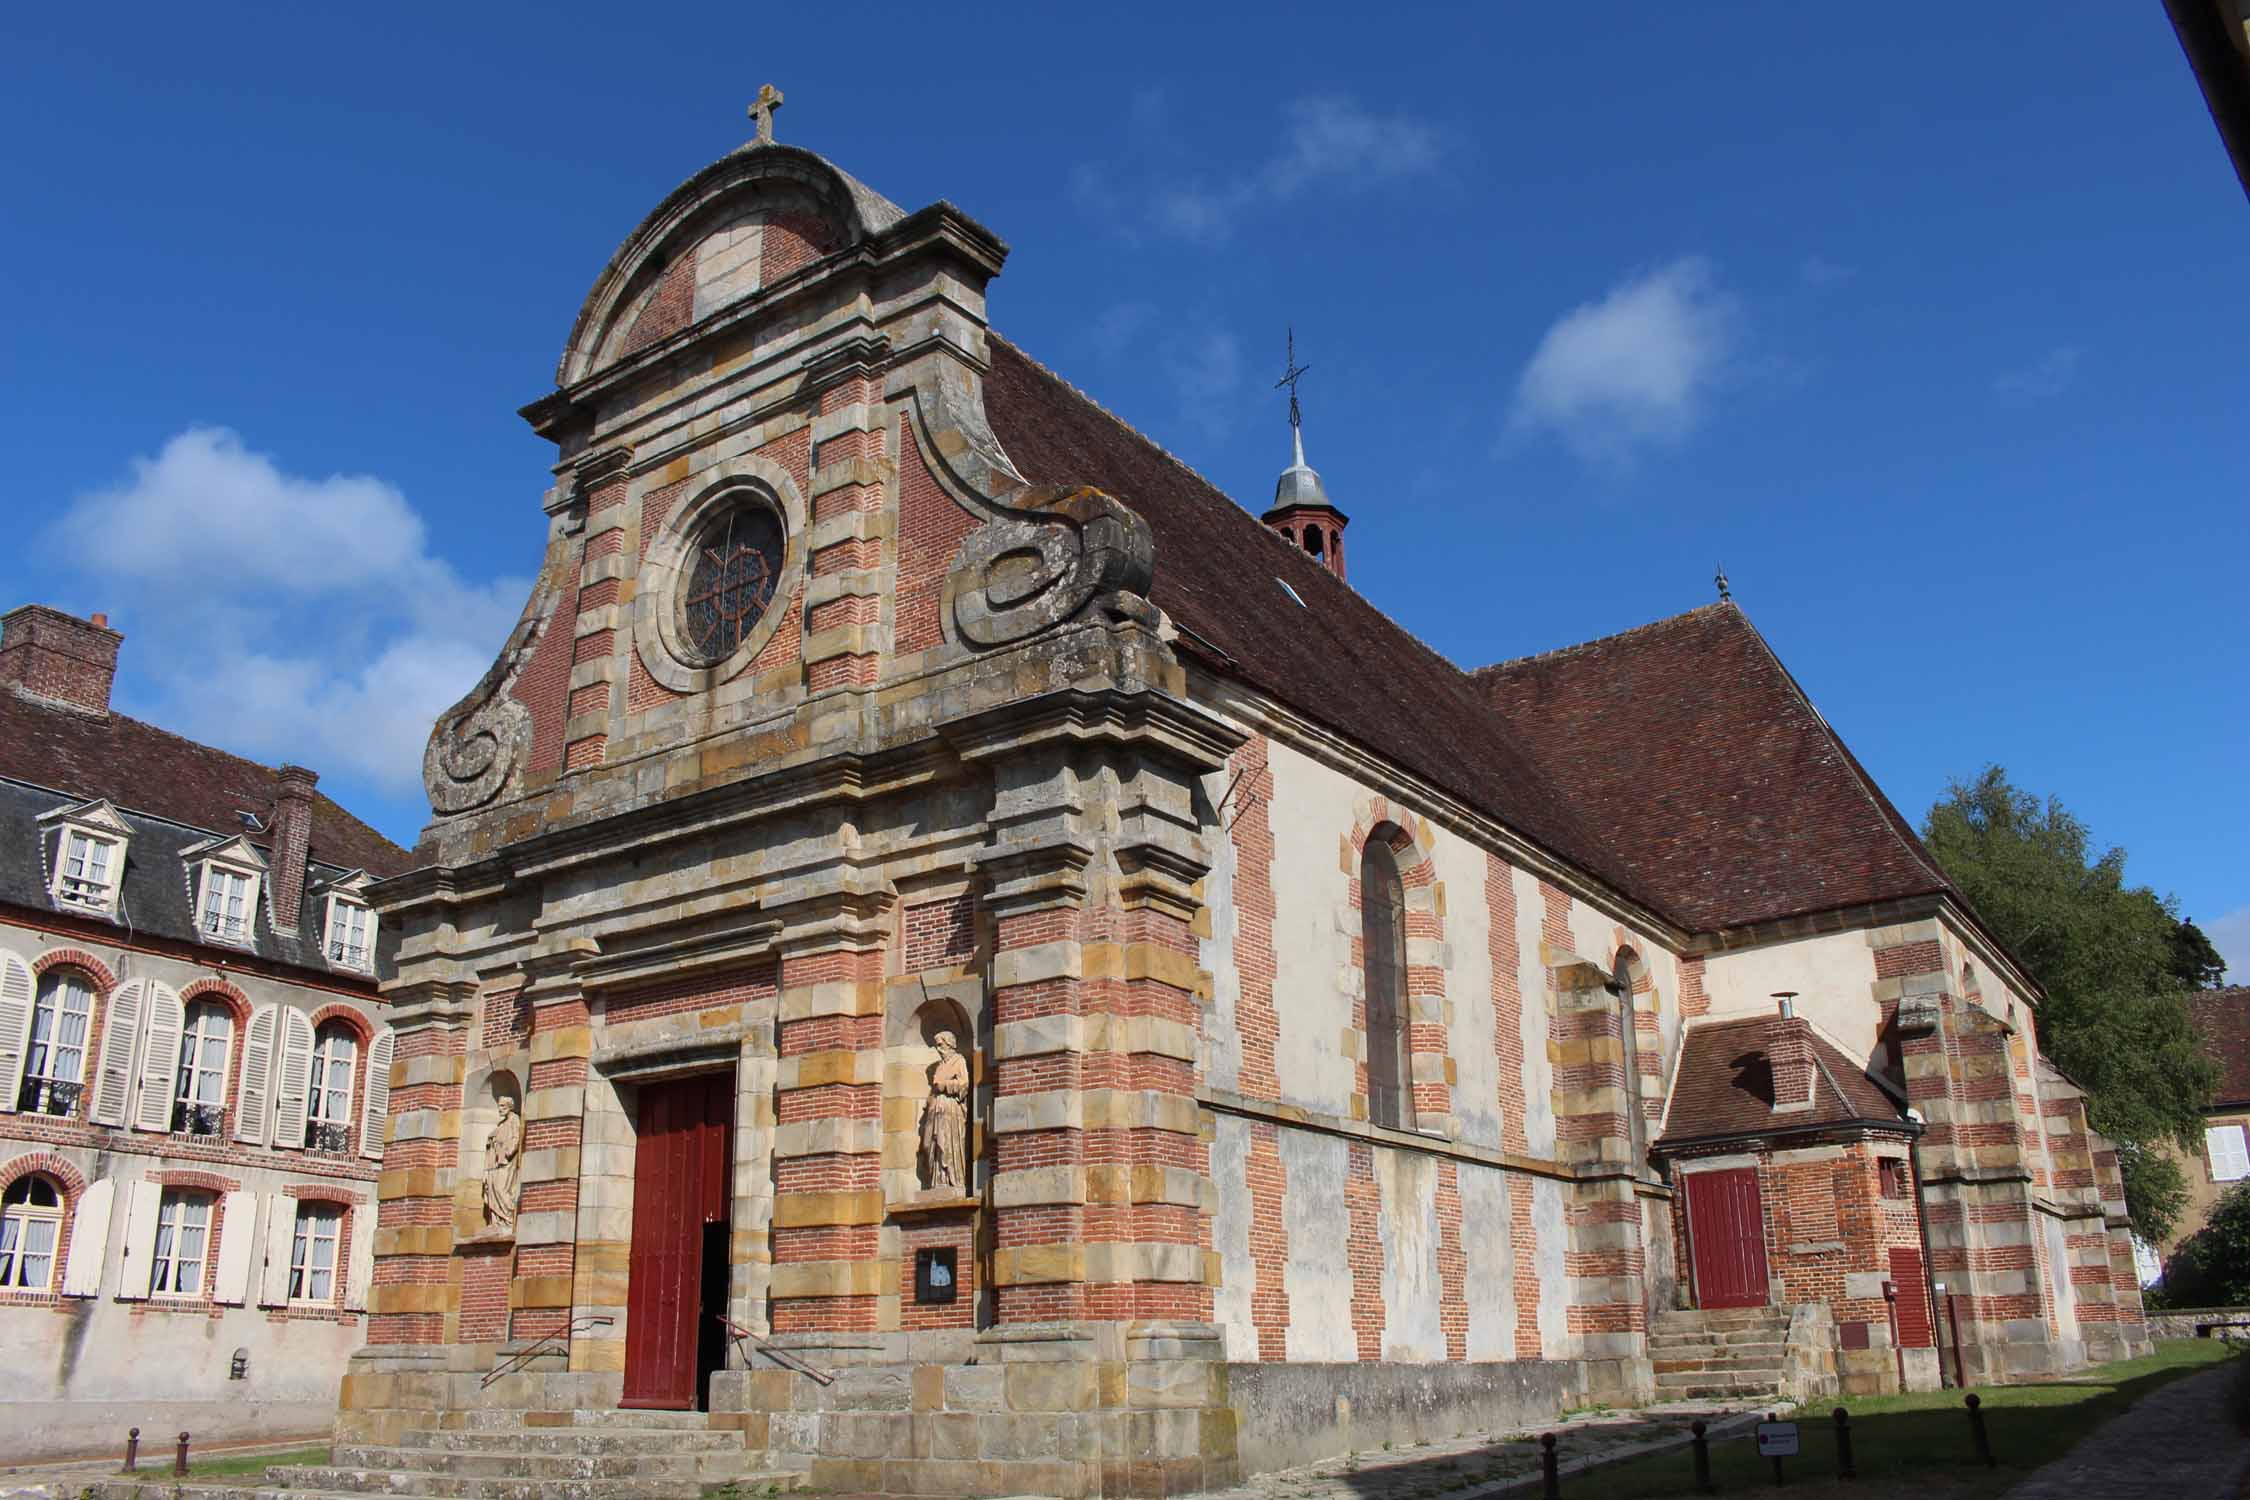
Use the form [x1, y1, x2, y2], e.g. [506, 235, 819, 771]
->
[1507, 257, 1741, 470]
[50, 427, 525, 799]
[1995, 345, 2082, 404]
[2210, 905, 2250, 985]
[1076, 96, 1445, 246]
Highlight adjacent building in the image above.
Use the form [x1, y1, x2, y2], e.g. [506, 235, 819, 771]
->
[0, 604, 409, 1462]
[2156, 987, 2250, 1270]
[329, 107, 2150, 1499]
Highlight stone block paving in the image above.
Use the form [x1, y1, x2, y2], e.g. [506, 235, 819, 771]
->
[1200, 1399, 1774, 1500]
[2001, 1361, 2250, 1500]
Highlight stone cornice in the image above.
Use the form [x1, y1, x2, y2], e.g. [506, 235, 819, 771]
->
[942, 686, 1244, 777]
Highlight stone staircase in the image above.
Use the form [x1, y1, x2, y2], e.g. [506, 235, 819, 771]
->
[84, 1409, 800, 1500]
[1650, 1306, 1792, 1401]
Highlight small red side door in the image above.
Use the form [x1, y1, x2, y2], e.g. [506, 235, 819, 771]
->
[1686, 1167, 1770, 1310]
[621, 1073, 733, 1409]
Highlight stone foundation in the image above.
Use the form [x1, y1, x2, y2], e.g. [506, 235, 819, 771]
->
[1225, 1359, 1577, 1476]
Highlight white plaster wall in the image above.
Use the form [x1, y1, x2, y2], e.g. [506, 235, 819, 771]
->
[1432, 834, 1502, 1152]
[1375, 1148, 1444, 1361]
[1702, 930, 1883, 1066]
[1277, 1128, 1357, 1361]
[2040, 1212, 2079, 1339]
[1198, 764, 1245, 1096]
[1459, 1165, 1516, 1360]
[1209, 1113, 1256, 1361]
[1263, 743, 1365, 1119]
[1533, 1176, 1570, 1358]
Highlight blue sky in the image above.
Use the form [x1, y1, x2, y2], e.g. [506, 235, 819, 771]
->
[3, 5, 2243, 973]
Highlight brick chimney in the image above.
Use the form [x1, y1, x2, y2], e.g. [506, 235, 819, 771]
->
[0, 605, 123, 715]
[1768, 994, 1816, 1114]
[269, 764, 319, 933]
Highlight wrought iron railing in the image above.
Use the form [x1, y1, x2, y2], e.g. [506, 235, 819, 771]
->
[173, 1102, 226, 1137]
[482, 1315, 613, 1387]
[306, 1122, 354, 1156]
[713, 1313, 835, 1386]
[18, 1078, 82, 1117]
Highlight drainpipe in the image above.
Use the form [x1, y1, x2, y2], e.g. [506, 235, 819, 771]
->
[1909, 1131, 1949, 1388]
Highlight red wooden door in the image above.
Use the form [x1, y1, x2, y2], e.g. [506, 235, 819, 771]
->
[621, 1073, 733, 1409]
[1686, 1167, 1770, 1310]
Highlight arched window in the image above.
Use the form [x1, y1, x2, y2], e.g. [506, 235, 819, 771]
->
[0, 1175, 65, 1290]
[174, 1000, 234, 1136]
[1361, 836, 1412, 1130]
[306, 1022, 358, 1152]
[22, 970, 95, 1116]
[1612, 952, 1645, 1164]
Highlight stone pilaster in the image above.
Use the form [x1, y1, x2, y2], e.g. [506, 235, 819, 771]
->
[562, 443, 632, 771]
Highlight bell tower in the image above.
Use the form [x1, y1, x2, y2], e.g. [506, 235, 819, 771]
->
[1260, 327, 1349, 581]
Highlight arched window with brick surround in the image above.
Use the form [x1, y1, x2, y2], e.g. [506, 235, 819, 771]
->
[306, 1020, 359, 1154]
[1611, 949, 1646, 1164]
[21, 969, 94, 1118]
[0, 1174, 64, 1290]
[1361, 834, 1413, 1130]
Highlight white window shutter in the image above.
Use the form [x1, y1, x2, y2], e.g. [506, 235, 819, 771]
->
[131, 980, 186, 1132]
[214, 1190, 258, 1305]
[89, 979, 145, 1127]
[258, 1193, 298, 1307]
[343, 1205, 372, 1311]
[117, 1180, 162, 1300]
[273, 1008, 315, 1150]
[359, 1026, 395, 1160]
[0, 949, 34, 1114]
[234, 1004, 278, 1146]
[60, 1178, 114, 1296]
[2209, 1126, 2250, 1182]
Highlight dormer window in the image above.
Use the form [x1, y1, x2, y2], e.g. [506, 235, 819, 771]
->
[38, 799, 132, 916]
[325, 897, 374, 972]
[200, 865, 255, 942]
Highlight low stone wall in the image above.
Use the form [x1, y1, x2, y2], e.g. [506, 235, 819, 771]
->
[1781, 1303, 1840, 1404]
[2145, 1306, 2250, 1340]
[1225, 1360, 1578, 1477]
[0, 1399, 332, 1466]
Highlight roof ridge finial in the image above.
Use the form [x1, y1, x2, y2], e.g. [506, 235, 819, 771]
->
[1275, 325, 1312, 466]
[1715, 563, 1731, 602]
[748, 83, 785, 146]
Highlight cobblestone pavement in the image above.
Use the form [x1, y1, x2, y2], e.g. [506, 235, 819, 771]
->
[1204, 1399, 1778, 1500]
[2002, 1361, 2250, 1500]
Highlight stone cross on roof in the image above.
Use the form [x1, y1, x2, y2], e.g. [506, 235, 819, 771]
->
[748, 83, 785, 145]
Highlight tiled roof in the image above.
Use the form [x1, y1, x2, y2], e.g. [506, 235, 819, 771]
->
[2187, 987, 2250, 1109]
[0, 689, 410, 878]
[1473, 603, 1955, 932]
[1656, 1015, 1908, 1147]
[983, 334, 1953, 936]
[982, 336, 1635, 903]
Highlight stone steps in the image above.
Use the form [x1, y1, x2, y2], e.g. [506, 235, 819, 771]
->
[1647, 1333, 1787, 1354]
[394, 1427, 749, 1455]
[330, 1445, 749, 1480]
[1648, 1307, 1793, 1403]
[265, 1464, 768, 1499]
[456, 1408, 717, 1431]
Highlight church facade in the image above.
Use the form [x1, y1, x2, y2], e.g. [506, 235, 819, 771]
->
[348, 106, 2149, 1496]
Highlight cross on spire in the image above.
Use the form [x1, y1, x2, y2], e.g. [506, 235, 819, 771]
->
[1274, 325, 1312, 434]
[748, 83, 785, 146]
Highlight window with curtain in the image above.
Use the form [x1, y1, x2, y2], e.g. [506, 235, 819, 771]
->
[325, 898, 374, 970]
[56, 830, 120, 910]
[1360, 836, 1412, 1130]
[0, 1176, 63, 1291]
[150, 1191, 210, 1298]
[199, 865, 253, 941]
[289, 1203, 341, 1302]
[22, 969, 94, 1116]
[173, 1000, 234, 1135]
[306, 1023, 358, 1152]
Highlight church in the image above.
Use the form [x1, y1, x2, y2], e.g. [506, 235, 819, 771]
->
[346, 92, 2150, 1497]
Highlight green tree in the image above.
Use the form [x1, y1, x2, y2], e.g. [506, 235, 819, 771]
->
[1922, 766, 2217, 1242]
[2155, 1182, 2250, 1308]
[2172, 919, 2229, 991]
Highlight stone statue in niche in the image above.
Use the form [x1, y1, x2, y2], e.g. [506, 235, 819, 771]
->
[482, 1093, 523, 1234]
[918, 1031, 970, 1194]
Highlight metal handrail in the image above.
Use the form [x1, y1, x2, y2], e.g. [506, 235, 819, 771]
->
[482, 1315, 613, 1387]
[713, 1313, 835, 1386]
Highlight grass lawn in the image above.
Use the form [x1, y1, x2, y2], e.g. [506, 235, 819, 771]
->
[1559, 1339, 2239, 1499]
[114, 1443, 330, 1481]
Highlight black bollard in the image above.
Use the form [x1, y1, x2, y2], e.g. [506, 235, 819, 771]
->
[1541, 1432, 1560, 1499]
[1691, 1420, 1713, 1495]
[175, 1430, 191, 1476]
[124, 1427, 139, 1473]
[1834, 1407, 1855, 1480]
[1965, 1393, 1994, 1467]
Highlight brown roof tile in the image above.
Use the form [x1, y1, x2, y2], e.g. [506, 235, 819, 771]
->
[0, 689, 411, 877]
[1657, 1015, 1907, 1147]
[2188, 987, 2250, 1108]
[1473, 604, 1955, 932]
